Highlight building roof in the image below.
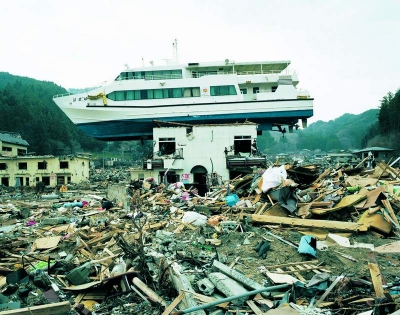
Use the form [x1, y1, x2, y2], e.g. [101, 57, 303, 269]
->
[353, 147, 394, 153]
[0, 132, 29, 146]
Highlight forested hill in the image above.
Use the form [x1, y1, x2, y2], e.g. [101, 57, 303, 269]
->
[0, 72, 104, 155]
[257, 109, 379, 154]
[298, 109, 379, 150]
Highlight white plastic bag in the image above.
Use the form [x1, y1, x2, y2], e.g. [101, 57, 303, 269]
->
[182, 211, 207, 226]
[261, 165, 287, 192]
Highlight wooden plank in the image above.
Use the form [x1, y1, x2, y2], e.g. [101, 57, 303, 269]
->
[315, 275, 344, 307]
[264, 260, 318, 269]
[0, 301, 71, 315]
[368, 253, 385, 298]
[303, 264, 321, 274]
[274, 266, 316, 274]
[246, 300, 264, 315]
[382, 199, 400, 225]
[161, 292, 185, 315]
[311, 194, 367, 215]
[288, 266, 307, 283]
[248, 214, 367, 232]
[74, 293, 85, 304]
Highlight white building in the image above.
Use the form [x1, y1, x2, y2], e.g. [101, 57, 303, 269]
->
[130, 122, 268, 195]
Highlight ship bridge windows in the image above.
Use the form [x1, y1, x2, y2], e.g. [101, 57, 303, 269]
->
[210, 85, 237, 96]
[115, 70, 182, 81]
[107, 87, 200, 101]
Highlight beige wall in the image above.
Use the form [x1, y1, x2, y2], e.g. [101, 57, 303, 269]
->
[0, 156, 90, 187]
[0, 141, 28, 157]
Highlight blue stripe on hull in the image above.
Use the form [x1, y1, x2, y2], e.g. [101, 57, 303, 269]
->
[77, 110, 313, 140]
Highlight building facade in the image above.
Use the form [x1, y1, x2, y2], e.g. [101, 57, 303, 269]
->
[0, 132, 90, 187]
[130, 122, 268, 195]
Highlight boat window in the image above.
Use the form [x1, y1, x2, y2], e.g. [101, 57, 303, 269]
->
[126, 91, 135, 100]
[154, 90, 163, 99]
[147, 90, 154, 99]
[106, 87, 200, 101]
[240, 88, 247, 95]
[116, 91, 125, 101]
[253, 87, 259, 94]
[192, 87, 200, 97]
[210, 85, 237, 96]
[172, 88, 183, 98]
[272, 86, 278, 92]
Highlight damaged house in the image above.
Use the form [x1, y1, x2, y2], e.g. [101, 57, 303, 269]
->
[130, 122, 269, 195]
[0, 131, 91, 187]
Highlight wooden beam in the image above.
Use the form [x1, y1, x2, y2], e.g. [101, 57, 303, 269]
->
[161, 292, 185, 315]
[0, 301, 71, 315]
[247, 214, 367, 232]
[368, 252, 385, 298]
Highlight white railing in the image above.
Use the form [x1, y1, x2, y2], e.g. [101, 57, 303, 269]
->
[193, 70, 293, 78]
[53, 92, 74, 98]
[117, 74, 183, 81]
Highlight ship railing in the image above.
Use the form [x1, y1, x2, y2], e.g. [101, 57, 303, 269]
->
[53, 92, 74, 98]
[192, 69, 292, 78]
[117, 74, 183, 81]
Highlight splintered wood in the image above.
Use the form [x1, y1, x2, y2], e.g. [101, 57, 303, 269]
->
[262, 260, 330, 284]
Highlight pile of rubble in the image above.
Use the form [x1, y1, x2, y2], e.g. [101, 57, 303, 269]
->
[0, 161, 400, 315]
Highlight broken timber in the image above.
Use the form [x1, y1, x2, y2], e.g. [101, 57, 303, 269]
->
[0, 301, 71, 315]
[246, 214, 367, 232]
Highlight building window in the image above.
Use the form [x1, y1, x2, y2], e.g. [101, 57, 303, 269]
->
[210, 85, 237, 96]
[17, 149, 27, 156]
[0, 163, 7, 170]
[2, 146, 12, 152]
[234, 136, 252, 155]
[1, 177, 9, 187]
[42, 176, 50, 185]
[57, 176, 65, 185]
[159, 138, 176, 155]
[38, 161, 47, 170]
[67, 176, 71, 183]
[60, 161, 69, 169]
[159, 170, 179, 184]
[18, 162, 28, 170]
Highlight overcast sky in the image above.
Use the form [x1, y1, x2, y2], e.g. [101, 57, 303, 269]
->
[1, 0, 399, 123]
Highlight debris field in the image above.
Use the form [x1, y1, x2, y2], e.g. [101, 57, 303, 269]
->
[0, 161, 400, 315]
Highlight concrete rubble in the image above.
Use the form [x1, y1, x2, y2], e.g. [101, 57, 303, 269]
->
[0, 162, 399, 315]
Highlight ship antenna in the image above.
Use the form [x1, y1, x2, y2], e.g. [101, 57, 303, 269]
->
[172, 39, 178, 62]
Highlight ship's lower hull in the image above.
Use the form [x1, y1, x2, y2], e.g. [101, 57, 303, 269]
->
[76, 107, 313, 140]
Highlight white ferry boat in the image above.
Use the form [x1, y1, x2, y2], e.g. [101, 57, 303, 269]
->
[53, 58, 313, 140]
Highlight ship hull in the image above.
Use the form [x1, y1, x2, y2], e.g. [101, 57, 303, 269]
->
[67, 99, 313, 140]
